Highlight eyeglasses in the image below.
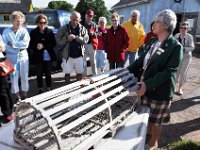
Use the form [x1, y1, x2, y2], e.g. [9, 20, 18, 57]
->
[39, 22, 46, 25]
[87, 15, 94, 18]
[180, 27, 188, 30]
[112, 20, 118, 22]
[100, 21, 105, 24]
[131, 15, 138, 18]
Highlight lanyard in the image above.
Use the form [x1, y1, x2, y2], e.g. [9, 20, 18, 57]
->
[140, 41, 160, 81]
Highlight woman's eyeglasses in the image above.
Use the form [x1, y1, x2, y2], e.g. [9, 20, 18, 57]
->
[180, 27, 188, 30]
[39, 22, 46, 25]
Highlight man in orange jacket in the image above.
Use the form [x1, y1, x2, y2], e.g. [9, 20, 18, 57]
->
[122, 10, 145, 65]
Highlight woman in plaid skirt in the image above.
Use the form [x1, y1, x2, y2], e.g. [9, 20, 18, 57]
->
[128, 9, 183, 150]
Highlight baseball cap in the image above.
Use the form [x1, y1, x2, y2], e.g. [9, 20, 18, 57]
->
[86, 9, 94, 16]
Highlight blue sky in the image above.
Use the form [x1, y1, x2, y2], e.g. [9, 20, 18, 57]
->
[32, 0, 119, 9]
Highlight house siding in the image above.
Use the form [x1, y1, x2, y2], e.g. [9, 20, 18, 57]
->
[113, 0, 200, 33]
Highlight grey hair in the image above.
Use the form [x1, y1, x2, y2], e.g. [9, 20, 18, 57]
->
[156, 9, 177, 33]
[180, 21, 189, 27]
[71, 11, 81, 19]
[131, 10, 140, 17]
[98, 17, 107, 25]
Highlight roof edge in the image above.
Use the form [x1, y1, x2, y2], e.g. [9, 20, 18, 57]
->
[112, 0, 151, 10]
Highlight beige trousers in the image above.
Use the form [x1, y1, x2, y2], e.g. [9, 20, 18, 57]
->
[177, 52, 192, 85]
[83, 44, 97, 76]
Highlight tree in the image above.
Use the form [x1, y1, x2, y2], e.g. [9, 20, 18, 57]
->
[33, 7, 41, 11]
[48, 1, 74, 12]
[75, 0, 109, 23]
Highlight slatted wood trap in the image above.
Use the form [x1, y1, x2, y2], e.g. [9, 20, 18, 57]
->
[13, 68, 139, 150]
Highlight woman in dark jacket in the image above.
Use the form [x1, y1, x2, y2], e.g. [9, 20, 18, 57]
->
[29, 14, 56, 94]
[128, 9, 183, 149]
[105, 13, 129, 70]
[0, 35, 13, 123]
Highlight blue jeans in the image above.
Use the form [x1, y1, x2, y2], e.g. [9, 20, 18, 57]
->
[125, 51, 137, 65]
[96, 50, 107, 69]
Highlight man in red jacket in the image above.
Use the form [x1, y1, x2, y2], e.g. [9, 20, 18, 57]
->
[105, 13, 129, 69]
[82, 9, 98, 76]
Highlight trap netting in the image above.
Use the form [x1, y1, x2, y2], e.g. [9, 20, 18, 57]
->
[13, 68, 139, 150]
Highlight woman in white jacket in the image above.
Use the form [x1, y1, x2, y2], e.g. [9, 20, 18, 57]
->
[2, 11, 30, 101]
[174, 21, 195, 95]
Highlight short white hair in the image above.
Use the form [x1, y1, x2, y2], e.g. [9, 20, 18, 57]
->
[156, 9, 177, 33]
[98, 17, 107, 25]
[131, 10, 140, 17]
[71, 11, 81, 19]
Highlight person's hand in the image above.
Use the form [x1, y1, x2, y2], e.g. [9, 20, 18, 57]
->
[37, 43, 44, 50]
[136, 82, 147, 96]
[98, 32, 102, 36]
[67, 34, 76, 41]
[7, 41, 13, 47]
[0, 44, 4, 52]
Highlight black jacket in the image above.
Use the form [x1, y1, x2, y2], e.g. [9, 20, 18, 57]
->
[29, 27, 56, 63]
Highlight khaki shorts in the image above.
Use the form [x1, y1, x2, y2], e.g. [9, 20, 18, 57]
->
[61, 57, 84, 74]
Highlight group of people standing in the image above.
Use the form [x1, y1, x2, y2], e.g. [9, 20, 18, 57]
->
[56, 9, 146, 85]
[0, 8, 195, 150]
[0, 11, 58, 123]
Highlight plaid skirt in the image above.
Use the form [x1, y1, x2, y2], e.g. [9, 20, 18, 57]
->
[141, 97, 171, 126]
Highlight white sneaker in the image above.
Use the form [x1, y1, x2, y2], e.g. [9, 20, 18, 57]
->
[145, 142, 158, 150]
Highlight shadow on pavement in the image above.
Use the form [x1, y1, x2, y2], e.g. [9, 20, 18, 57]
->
[171, 96, 200, 113]
[159, 117, 200, 147]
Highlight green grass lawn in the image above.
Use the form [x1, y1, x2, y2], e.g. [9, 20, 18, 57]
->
[168, 140, 200, 150]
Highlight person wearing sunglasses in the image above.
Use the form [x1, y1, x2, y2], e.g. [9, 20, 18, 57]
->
[82, 9, 98, 76]
[29, 14, 57, 94]
[174, 22, 195, 95]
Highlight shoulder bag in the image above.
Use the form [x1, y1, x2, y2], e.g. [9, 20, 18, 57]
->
[0, 58, 14, 76]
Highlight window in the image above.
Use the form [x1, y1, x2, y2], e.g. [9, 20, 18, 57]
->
[3, 15, 10, 22]
[62, 12, 71, 26]
[25, 11, 59, 28]
[120, 15, 124, 24]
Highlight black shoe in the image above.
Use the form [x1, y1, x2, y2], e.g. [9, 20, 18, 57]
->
[15, 96, 21, 103]
[47, 87, 52, 91]
[38, 89, 44, 94]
